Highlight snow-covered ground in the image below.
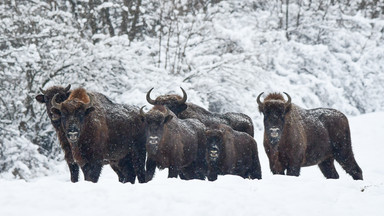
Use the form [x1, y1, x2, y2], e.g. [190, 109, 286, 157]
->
[0, 112, 383, 216]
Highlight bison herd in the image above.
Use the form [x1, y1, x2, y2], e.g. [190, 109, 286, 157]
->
[36, 85, 363, 183]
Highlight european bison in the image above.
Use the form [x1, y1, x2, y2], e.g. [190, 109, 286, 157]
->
[146, 87, 255, 137]
[140, 105, 207, 181]
[257, 92, 363, 180]
[50, 87, 146, 183]
[205, 123, 262, 181]
[36, 84, 80, 182]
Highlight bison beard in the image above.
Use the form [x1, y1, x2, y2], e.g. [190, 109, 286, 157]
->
[257, 92, 363, 180]
[50, 87, 146, 183]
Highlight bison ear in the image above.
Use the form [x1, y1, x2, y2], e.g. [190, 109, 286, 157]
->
[35, 94, 45, 103]
[285, 103, 292, 114]
[164, 115, 173, 124]
[85, 107, 95, 116]
[179, 104, 188, 112]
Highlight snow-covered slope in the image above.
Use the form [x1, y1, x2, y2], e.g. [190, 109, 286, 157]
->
[0, 112, 382, 216]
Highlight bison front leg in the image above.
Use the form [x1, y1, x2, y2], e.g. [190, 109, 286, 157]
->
[286, 166, 301, 176]
[132, 142, 147, 183]
[62, 138, 79, 182]
[81, 162, 103, 183]
[68, 162, 80, 183]
[145, 158, 157, 182]
[168, 165, 178, 178]
[268, 155, 285, 175]
[207, 169, 218, 181]
[180, 163, 204, 180]
[206, 161, 218, 181]
[318, 158, 339, 179]
[110, 156, 136, 184]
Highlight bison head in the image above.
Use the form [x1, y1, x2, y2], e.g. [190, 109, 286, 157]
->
[140, 105, 173, 155]
[257, 92, 292, 145]
[205, 129, 224, 162]
[146, 87, 188, 116]
[50, 92, 95, 144]
[35, 84, 71, 122]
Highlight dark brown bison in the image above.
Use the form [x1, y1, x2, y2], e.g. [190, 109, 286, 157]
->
[257, 92, 363, 180]
[35, 84, 80, 182]
[205, 123, 262, 181]
[140, 105, 207, 181]
[146, 87, 255, 137]
[50, 87, 146, 183]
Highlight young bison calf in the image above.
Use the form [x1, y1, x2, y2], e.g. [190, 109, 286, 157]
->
[205, 124, 262, 181]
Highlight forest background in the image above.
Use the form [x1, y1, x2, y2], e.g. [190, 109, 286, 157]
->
[0, 0, 383, 180]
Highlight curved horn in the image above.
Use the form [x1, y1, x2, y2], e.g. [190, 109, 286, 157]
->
[146, 88, 156, 105]
[84, 94, 94, 110]
[51, 93, 62, 110]
[140, 106, 146, 117]
[283, 92, 291, 106]
[256, 92, 264, 107]
[64, 84, 71, 92]
[178, 87, 187, 104]
[165, 107, 170, 117]
[39, 87, 47, 95]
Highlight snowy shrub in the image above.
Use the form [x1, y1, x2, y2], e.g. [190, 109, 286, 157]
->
[0, 0, 383, 179]
[0, 127, 52, 180]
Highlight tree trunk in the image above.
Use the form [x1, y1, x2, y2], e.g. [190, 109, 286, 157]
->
[102, 0, 115, 36]
[128, 0, 142, 41]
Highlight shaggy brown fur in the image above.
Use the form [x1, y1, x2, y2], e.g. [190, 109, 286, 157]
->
[205, 123, 262, 181]
[36, 85, 79, 182]
[51, 87, 146, 183]
[257, 92, 363, 180]
[67, 88, 90, 103]
[264, 92, 285, 101]
[140, 105, 207, 181]
[146, 87, 255, 137]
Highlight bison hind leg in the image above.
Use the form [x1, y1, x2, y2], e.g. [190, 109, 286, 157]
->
[318, 158, 339, 179]
[334, 154, 363, 180]
[179, 165, 196, 180]
[332, 144, 363, 180]
[249, 167, 262, 180]
[82, 162, 103, 183]
[249, 155, 262, 180]
[331, 129, 363, 180]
